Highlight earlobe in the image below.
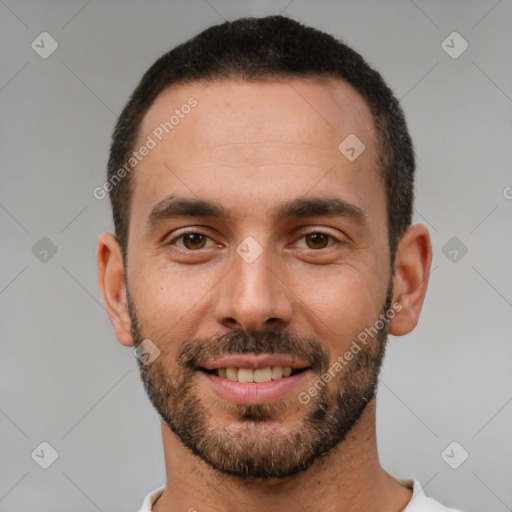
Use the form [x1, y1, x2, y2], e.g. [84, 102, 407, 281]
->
[388, 224, 432, 337]
[96, 232, 134, 346]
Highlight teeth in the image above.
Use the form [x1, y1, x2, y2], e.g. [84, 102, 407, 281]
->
[271, 366, 283, 380]
[254, 367, 272, 383]
[226, 367, 238, 381]
[217, 366, 295, 383]
[238, 368, 254, 383]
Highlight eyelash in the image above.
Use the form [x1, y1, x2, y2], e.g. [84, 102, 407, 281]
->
[167, 229, 342, 251]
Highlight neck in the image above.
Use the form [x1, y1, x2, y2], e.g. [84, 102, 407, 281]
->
[153, 399, 411, 512]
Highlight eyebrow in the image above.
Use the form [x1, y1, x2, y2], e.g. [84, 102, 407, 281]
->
[146, 194, 367, 229]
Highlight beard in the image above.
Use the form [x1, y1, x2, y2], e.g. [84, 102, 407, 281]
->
[128, 283, 392, 480]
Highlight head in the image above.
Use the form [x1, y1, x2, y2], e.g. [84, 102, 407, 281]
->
[98, 16, 431, 479]
[107, 15, 415, 263]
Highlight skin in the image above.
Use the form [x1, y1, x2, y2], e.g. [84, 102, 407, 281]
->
[97, 78, 432, 511]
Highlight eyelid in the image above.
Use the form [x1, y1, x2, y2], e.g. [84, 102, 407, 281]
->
[291, 229, 342, 248]
[165, 227, 346, 250]
[167, 228, 220, 249]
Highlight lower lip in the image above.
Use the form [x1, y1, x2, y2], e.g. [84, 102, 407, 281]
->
[199, 370, 311, 404]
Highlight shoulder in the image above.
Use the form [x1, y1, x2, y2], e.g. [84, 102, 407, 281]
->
[137, 486, 165, 512]
[400, 478, 465, 512]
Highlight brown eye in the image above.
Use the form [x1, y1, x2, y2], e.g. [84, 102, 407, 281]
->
[181, 233, 207, 250]
[304, 233, 331, 249]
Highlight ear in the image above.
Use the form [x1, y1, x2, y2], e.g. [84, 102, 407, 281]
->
[97, 232, 133, 347]
[388, 224, 432, 336]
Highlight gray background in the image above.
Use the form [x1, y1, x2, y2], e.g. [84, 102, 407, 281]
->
[1, 0, 511, 510]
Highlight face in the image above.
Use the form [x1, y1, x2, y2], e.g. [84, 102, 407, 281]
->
[125, 78, 393, 478]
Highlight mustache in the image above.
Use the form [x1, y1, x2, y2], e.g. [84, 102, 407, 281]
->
[177, 330, 330, 373]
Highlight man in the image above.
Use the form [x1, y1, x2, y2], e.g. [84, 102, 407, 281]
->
[97, 15, 462, 511]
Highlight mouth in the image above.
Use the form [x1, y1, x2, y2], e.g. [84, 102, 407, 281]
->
[201, 365, 309, 383]
[198, 353, 312, 404]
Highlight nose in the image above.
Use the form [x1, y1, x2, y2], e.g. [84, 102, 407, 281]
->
[213, 244, 293, 333]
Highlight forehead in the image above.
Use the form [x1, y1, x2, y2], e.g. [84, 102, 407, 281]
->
[130, 77, 383, 232]
[139, 77, 376, 162]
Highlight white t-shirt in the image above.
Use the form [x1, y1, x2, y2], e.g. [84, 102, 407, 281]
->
[137, 478, 463, 511]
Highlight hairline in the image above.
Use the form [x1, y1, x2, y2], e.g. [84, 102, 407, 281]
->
[122, 74, 388, 251]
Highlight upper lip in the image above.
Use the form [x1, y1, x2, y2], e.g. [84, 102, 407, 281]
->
[201, 353, 311, 371]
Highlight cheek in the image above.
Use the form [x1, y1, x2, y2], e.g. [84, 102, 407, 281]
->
[130, 264, 218, 339]
[290, 264, 387, 349]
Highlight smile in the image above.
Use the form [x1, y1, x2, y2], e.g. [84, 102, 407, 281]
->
[202, 366, 307, 383]
[198, 353, 312, 403]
